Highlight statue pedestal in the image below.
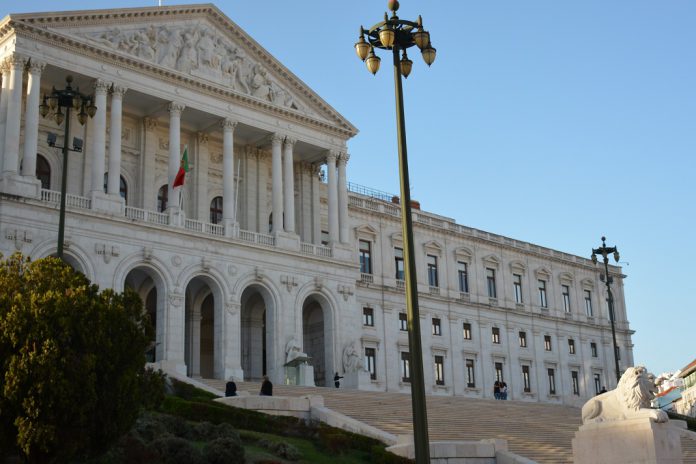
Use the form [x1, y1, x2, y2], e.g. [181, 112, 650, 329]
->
[297, 363, 315, 387]
[342, 370, 371, 389]
[284, 358, 314, 387]
[572, 418, 685, 464]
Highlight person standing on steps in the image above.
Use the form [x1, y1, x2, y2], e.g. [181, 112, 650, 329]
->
[494, 380, 501, 400]
[225, 378, 237, 397]
[260, 375, 273, 396]
[334, 372, 344, 388]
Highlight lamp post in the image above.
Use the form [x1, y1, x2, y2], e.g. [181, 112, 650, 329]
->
[39, 75, 96, 259]
[354, 2, 436, 462]
[591, 236, 621, 383]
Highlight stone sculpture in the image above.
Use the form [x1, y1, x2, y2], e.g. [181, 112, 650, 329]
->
[342, 342, 363, 373]
[284, 337, 308, 365]
[581, 365, 669, 424]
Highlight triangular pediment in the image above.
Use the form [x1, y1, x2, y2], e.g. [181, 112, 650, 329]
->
[6, 4, 356, 136]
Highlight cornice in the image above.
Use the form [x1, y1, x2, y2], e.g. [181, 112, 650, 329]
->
[5, 6, 358, 140]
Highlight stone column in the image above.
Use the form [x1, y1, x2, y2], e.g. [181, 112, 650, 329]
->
[195, 132, 209, 221]
[283, 137, 296, 233]
[189, 308, 202, 378]
[21, 60, 45, 178]
[107, 85, 127, 197]
[0, 60, 10, 166]
[224, 302, 244, 380]
[221, 119, 237, 235]
[2, 54, 27, 176]
[89, 80, 109, 196]
[311, 164, 321, 245]
[326, 151, 339, 244]
[141, 117, 158, 209]
[270, 133, 283, 234]
[164, 291, 187, 376]
[337, 152, 349, 244]
[167, 102, 185, 216]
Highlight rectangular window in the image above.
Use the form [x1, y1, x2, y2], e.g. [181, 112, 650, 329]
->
[394, 247, 404, 281]
[364, 347, 376, 380]
[434, 355, 445, 385]
[513, 274, 523, 303]
[615, 346, 621, 360]
[359, 240, 372, 274]
[321, 230, 329, 246]
[544, 335, 552, 351]
[466, 359, 476, 388]
[522, 365, 531, 392]
[401, 352, 411, 382]
[594, 373, 602, 395]
[519, 331, 527, 348]
[486, 268, 497, 298]
[362, 307, 374, 327]
[538, 280, 548, 308]
[591, 342, 598, 358]
[495, 362, 504, 382]
[492, 327, 501, 344]
[457, 261, 469, 293]
[463, 323, 472, 340]
[548, 368, 556, 395]
[562, 285, 571, 312]
[568, 339, 576, 355]
[399, 312, 408, 331]
[572, 370, 580, 395]
[432, 318, 442, 336]
[585, 290, 593, 316]
[427, 254, 439, 287]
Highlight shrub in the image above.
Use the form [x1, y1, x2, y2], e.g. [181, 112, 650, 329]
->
[151, 435, 204, 464]
[203, 436, 245, 464]
[0, 254, 154, 462]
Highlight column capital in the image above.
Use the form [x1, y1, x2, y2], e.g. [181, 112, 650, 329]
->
[168, 102, 186, 116]
[197, 132, 209, 145]
[326, 150, 339, 164]
[27, 59, 46, 74]
[270, 133, 284, 145]
[284, 136, 297, 147]
[143, 117, 158, 131]
[111, 84, 128, 98]
[338, 152, 350, 164]
[221, 118, 238, 130]
[5, 53, 27, 69]
[93, 79, 111, 94]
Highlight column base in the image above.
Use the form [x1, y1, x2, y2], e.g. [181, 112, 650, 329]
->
[90, 191, 125, 215]
[224, 219, 239, 238]
[0, 174, 41, 199]
[151, 359, 188, 377]
[274, 230, 300, 251]
[167, 207, 186, 227]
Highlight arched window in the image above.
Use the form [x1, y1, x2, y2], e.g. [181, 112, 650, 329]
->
[36, 154, 51, 190]
[210, 196, 223, 224]
[157, 185, 168, 213]
[103, 173, 128, 204]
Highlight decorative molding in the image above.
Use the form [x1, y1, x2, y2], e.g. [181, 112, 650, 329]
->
[280, 274, 297, 292]
[95, 243, 119, 263]
[337, 284, 354, 301]
[5, 228, 32, 251]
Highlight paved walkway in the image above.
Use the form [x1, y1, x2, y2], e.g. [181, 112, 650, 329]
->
[202, 379, 696, 463]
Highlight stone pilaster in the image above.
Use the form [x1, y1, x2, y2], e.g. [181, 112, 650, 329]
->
[337, 152, 350, 244]
[2, 54, 27, 176]
[21, 60, 46, 179]
[270, 133, 283, 234]
[195, 131, 209, 222]
[107, 85, 127, 198]
[326, 151, 339, 244]
[167, 102, 185, 222]
[283, 137, 296, 233]
[221, 119, 237, 236]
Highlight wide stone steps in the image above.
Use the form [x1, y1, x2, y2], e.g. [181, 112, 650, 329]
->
[200, 379, 696, 464]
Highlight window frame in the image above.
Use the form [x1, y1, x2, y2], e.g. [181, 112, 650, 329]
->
[568, 339, 576, 355]
[522, 365, 531, 392]
[513, 273, 523, 304]
[465, 359, 476, 388]
[544, 335, 552, 351]
[463, 323, 472, 340]
[434, 355, 445, 386]
[562, 285, 571, 312]
[359, 239, 373, 275]
[457, 261, 469, 293]
[538, 279, 548, 308]
[571, 370, 580, 395]
[362, 307, 374, 327]
[364, 347, 377, 380]
[584, 290, 593, 316]
[399, 312, 408, 331]
[591, 342, 598, 358]
[548, 368, 556, 395]
[209, 196, 223, 224]
[432, 317, 442, 336]
[426, 254, 439, 287]
[486, 268, 497, 298]
[519, 331, 527, 348]
[394, 247, 404, 281]
[492, 327, 501, 344]
[401, 351, 411, 382]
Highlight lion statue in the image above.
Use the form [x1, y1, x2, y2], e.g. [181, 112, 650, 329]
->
[581, 366, 669, 424]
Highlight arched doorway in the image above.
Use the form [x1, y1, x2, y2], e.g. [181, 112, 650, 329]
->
[183, 276, 223, 379]
[240, 285, 275, 381]
[302, 295, 334, 387]
[124, 266, 165, 362]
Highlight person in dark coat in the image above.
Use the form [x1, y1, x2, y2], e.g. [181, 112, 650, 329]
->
[260, 375, 273, 396]
[225, 379, 237, 397]
[494, 380, 501, 400]
[334, 372, 344, 388]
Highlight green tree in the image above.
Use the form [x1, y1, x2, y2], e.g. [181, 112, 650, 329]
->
[0, 254, 155, 463]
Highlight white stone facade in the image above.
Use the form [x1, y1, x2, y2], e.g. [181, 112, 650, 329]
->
[0, 5, 633, 404]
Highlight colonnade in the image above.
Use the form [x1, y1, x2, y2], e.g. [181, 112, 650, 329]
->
[0, 53, 351, 245]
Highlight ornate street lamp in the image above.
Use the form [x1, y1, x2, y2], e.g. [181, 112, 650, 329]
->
[39, 75, 96, 259]
[591, 236, 622, 383]
[355, 2, 435, 462]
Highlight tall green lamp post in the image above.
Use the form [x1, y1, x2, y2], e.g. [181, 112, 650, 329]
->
[591, 236, 621, 383]
[354, 2, 436, 462]
[39, 75, 96, 259]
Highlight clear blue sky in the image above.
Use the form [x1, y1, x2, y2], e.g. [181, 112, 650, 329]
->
[5, 1, 694, 376]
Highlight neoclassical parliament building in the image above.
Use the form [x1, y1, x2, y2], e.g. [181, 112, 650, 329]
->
[0, 4, 634, 404]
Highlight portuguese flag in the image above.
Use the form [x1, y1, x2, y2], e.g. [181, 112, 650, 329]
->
[172, 145, 189, 188]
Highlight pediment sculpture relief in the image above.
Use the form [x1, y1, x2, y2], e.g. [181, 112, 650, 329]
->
[77, 24, 307, 113]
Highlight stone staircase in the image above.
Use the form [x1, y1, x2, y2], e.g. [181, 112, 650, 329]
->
[200, 379, 696, 464]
